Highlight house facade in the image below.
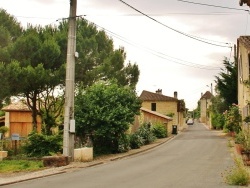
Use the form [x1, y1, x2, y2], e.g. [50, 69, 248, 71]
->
[139, 89, 186, 131]
[132, 107, 173, 134]
[2, 102, 42, 137]
[199, 91, 213, 128]
[237, 36, 250, 120]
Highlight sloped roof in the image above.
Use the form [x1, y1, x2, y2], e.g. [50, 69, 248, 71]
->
[139, 90, 178, 102]
[140, 107, 173, 121]
[200, 91, 213, 100]
[238, 36, 250, 50]
[2, 101, 31, 112]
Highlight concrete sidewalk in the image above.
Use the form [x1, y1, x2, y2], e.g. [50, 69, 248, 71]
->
[0, 135, 176, 186]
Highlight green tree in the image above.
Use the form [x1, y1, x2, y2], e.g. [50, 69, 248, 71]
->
[0, 25, 64, 131]
[0, 13, 140, 134]
[57, 18, 140, 88]
[75, 82, 141, 154]
[215, 57, 238, 107]
[210, 94, 227, 129]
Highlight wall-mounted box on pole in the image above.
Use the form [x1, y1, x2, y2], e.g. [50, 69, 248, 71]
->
[70, 119, 75, 133]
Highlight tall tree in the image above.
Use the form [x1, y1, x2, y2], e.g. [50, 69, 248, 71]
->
[1, 26, 64, 131]
[0, 12, 140, 133]
[57, 18, 140, 88]
[215, 57, 238, 107]
[0, 8, 22, 63]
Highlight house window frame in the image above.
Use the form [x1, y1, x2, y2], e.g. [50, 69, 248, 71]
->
[151, 103, 156, 111]
[239, 54, 243, 83]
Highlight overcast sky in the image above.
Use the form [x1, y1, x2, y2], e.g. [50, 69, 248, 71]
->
[0, 0, 249, 109]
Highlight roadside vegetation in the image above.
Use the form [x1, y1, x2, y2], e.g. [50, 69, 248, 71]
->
[0, 160, 44, 173]
[222, 157, 250, 186]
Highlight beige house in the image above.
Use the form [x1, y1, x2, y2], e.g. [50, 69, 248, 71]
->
[2, 102, 42, 137]
[199, 91, 213, 127]
[237, 36, 250, 120]
[132, 107, 173, 134]
[139, 89, 186, 131]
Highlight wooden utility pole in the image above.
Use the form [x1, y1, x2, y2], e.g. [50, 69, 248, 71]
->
[63, 0, 77, 159]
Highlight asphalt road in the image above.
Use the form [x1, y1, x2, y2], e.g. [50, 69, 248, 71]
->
[2, 123, 239, 188]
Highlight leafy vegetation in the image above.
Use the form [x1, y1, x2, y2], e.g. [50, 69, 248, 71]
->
[75, 82, 141, 155]
[223, 158, 250, 186]
[0, 10, 140, 133]
[0, 159, 43, 173]
[223, 104, 241, 133]
[215, 57, 238, 107]
[22, 132, 62, 157]
[152, 123, 168, 138]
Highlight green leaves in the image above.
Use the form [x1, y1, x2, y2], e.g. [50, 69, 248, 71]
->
[75, 82, 141, 154]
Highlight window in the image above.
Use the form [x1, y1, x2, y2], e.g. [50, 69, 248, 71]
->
[151, 103, 156, 111]
[248, 54, 250, 80]
[239, 54, 243, 83]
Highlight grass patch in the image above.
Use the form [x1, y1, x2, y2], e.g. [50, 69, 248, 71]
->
[0, 159, 44, 173]
[222, 158, 250, 186]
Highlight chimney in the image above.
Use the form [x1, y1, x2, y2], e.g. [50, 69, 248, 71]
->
[174, 91, 177, 99]
[156, 89, 162, 94]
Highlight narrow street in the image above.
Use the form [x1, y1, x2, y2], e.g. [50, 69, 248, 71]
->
[2, 123, 239, 188]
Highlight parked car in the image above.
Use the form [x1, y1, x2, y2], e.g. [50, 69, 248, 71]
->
[187, 118, 194, 125]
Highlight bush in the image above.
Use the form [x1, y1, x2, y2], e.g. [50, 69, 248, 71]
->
[22, 132, 62, 157]
[137, 123, 156, 145]
[118, 134, 130, 153]
[211, 113, 224, 130]
[152, 123, 167, 138]
[224, 104, 242, 133]
[129, 133, 144, 149]
[224, 159, 250, 186]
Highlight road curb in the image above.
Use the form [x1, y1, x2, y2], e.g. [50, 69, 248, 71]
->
[0, 135, 176, 186]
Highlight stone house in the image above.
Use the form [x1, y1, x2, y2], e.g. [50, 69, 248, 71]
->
[199, 91, 213, 128]
[139, 89, 186, 131]
[132, 107, 173, 134]
[237, 36, 250, 120]
[1, 101, 42, 137]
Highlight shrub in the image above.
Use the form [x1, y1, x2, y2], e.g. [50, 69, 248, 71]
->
[152, 123, 167, 138]
[211, 113, 224, 130]
[137, 123, 156, 145]
[235, 131, 245, 144]
[129, 133, 144, 149]
[224, 159, 250, 186]
[118, 134, 130, 153]
[22, 132, 62, 157]
[224, 104, 242, 133]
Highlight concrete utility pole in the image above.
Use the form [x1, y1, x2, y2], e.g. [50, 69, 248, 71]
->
[63, 0, 77, 159]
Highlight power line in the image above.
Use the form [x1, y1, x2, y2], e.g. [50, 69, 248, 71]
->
[86, 18, 223, 70]
[118, 0, 232, 48]
[176, 0, 250, 12]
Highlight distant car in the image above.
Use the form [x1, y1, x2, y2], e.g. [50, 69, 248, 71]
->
[187, 118, 194, 125]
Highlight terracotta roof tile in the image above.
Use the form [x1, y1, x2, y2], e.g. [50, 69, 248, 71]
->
[200, 91, 213, 100]
[139, 90, 178, 101]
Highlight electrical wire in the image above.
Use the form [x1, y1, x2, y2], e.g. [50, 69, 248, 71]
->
[85, 18, 224, 70]
[118, 0, 232, 48]
[176, 0, 250, 12]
